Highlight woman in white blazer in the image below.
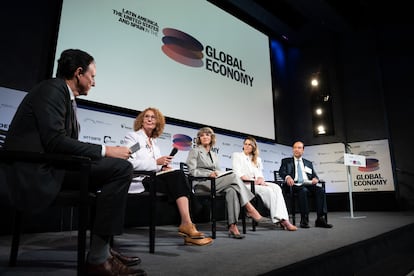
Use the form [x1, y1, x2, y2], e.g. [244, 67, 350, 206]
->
[124, 107, 212, 246]
[232, 136, 297, 231]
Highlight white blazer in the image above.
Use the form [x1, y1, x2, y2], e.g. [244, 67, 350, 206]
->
[231, 151, 264, 180]
[123, 129, 162, 193]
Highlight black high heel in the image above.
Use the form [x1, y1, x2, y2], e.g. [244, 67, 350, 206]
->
[246, 212, 271, 224]
[228, 224, 245, 239]
[228, 230, 245, 239]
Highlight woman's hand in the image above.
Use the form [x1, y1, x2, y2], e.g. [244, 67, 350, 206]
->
[162, 165, 173, 171]
[255, 177, 267, 185]
[241, 175, 251, 181]
[156, 155, 173, 167]
[209, 171, 218, 178]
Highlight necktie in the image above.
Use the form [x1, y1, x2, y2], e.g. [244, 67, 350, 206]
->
[296, 159, 303, 183]
[71, 99, 80, 138]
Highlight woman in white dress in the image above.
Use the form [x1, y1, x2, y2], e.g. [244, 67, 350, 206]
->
[232, 136, 297, 231]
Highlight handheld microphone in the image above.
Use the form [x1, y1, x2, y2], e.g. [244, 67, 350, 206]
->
[161, 147, 178, 169]
[169, 147, 178, 156]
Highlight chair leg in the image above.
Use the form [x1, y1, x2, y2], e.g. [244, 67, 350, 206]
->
[250, 199, 257, 232]
[211, 196, 216, 239]
[9, 210, 22, 267]
[241, 208, 247, 234]
[77, 205, 88, 276]
[291, 197, 296, 225]
[149, 184, 156, 253]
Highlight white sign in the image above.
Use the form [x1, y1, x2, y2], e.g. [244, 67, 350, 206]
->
[344, 153, 366, 167]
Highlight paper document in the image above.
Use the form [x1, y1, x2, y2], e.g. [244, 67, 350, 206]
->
[216, 170, 233, 178]
[156, 169, 177, 176]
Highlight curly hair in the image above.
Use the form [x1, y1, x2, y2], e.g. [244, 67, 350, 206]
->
[133, 107, 165, 138]
[196, 127, 216, 147]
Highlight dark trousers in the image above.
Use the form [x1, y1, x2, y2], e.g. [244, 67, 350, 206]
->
[292, 184, 328, 218]
[63, 157, 133, 236]
[144, 169, 191, 203]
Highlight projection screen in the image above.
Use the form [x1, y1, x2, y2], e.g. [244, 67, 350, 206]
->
[54, 0, 275, 140]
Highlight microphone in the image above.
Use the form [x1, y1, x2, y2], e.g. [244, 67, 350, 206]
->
[161, 147, 178, 169]
[169, 147, 178, 156]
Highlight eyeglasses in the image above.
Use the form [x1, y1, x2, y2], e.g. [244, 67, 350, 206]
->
[144, 114, 156, 120]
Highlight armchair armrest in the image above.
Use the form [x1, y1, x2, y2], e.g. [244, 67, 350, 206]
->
[133, 170, 156, 178]
[242, 179, 255, 194]
[188, 175, 217, 198]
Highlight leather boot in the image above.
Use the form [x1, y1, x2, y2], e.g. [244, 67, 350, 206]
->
[300, 214, 310, 228]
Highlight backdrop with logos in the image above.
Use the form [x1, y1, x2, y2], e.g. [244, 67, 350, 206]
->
[0, 87, 395, 194]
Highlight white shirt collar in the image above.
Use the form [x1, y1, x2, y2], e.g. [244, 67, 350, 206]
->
[66, 84, 75, 101]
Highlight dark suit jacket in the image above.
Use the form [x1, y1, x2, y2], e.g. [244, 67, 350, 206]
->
[278, 157, 319, 182]
[4, 78, 102, 212]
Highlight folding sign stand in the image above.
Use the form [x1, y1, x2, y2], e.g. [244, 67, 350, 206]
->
[344, 152, 366, 219]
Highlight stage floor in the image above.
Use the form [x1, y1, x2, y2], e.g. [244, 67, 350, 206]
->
[1, 211, 414, 275]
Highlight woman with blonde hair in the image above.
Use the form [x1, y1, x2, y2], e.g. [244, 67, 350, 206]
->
[232, 136, 296, 231]
[186, 127, 268, 239]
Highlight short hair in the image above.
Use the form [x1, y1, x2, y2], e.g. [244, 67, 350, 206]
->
[56, 49, 94, 79]
[293, 141, 305, 149]
[196, 127, 216, 146]
[133, 107, 165, 138]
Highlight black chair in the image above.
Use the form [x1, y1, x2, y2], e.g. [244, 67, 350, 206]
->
[128, 170, 168, 254]
[274, 170, 327, 225]
[1, 150, 93, 276]
[241, 178, 257, 231]
[180, 162, 246, 238]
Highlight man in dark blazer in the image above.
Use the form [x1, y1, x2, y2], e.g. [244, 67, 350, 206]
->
[4, 49, 146, 275]
[279, 141, 332, 229]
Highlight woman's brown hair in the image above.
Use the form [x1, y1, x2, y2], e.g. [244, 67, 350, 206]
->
[133, 107, 165, 138]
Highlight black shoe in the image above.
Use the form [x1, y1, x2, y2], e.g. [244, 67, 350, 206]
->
[315, 217, 333, 228]
[300, 215, 310, 228]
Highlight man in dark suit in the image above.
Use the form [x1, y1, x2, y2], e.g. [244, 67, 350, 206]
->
[279, 141, 332, 229]
[4, 49, 146, 275]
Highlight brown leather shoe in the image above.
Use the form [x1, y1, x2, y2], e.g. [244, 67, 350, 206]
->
[110, 248, 141, 266]
[178, 223, 205, 238]
[87, 256, 147, 276]
[184, 236, 213, 246]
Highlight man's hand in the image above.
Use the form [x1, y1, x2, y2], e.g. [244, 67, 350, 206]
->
[286, 175, 295, 186]
[105, 146, 131, 159]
